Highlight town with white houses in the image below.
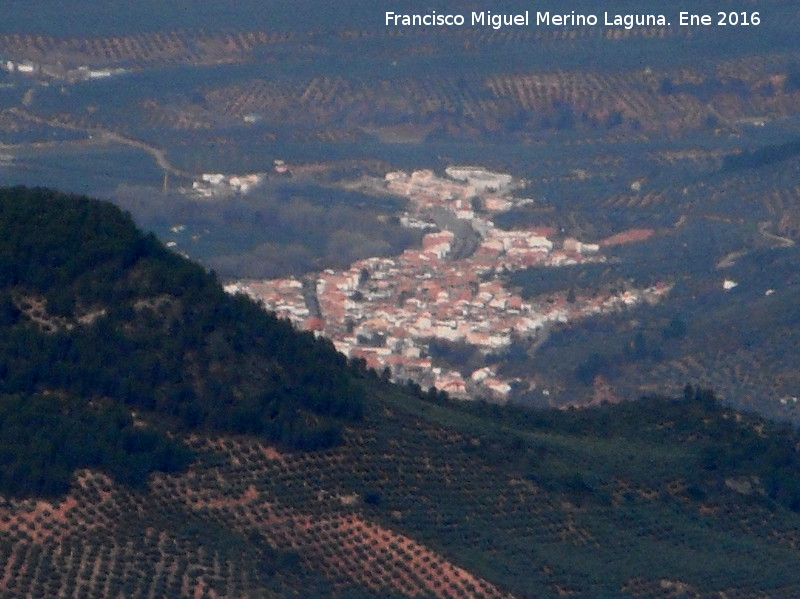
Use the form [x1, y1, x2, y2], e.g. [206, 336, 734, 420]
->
[1, 57, 126, 82]
[225, 166, 669, 402]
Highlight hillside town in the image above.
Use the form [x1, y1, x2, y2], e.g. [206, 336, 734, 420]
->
[226, 167, 669, 401]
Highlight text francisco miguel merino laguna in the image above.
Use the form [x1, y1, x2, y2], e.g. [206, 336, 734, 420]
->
[385, 10, 673, 30]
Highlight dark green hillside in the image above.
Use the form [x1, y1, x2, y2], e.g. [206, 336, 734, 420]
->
[0, 186, 364, 497]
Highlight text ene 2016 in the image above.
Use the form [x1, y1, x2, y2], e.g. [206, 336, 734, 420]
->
[679, 12, 760, 26]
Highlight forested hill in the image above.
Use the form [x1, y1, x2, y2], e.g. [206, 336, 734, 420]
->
[0, 186, 365, 497]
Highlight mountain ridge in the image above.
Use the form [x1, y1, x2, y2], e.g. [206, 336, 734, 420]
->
[0, 185, 365, 497]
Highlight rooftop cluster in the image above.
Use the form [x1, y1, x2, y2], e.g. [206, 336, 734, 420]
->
[227, 167, 668, 401]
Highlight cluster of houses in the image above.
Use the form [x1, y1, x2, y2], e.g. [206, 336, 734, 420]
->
[226, 167, 669, 401]
[1, 58, 124, 81]
[188, 172, 265, 197]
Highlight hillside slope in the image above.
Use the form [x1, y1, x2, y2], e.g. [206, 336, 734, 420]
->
[0, 188, 799, 598]
[0, 186, 364, 497]
[2, 384, 800, 598]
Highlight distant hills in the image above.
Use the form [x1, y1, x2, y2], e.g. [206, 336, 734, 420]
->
[0, 186, 799, 597]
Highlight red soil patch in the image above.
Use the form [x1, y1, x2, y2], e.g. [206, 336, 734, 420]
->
[170, 437, 515, 599]
[599, 228, 654, 246]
